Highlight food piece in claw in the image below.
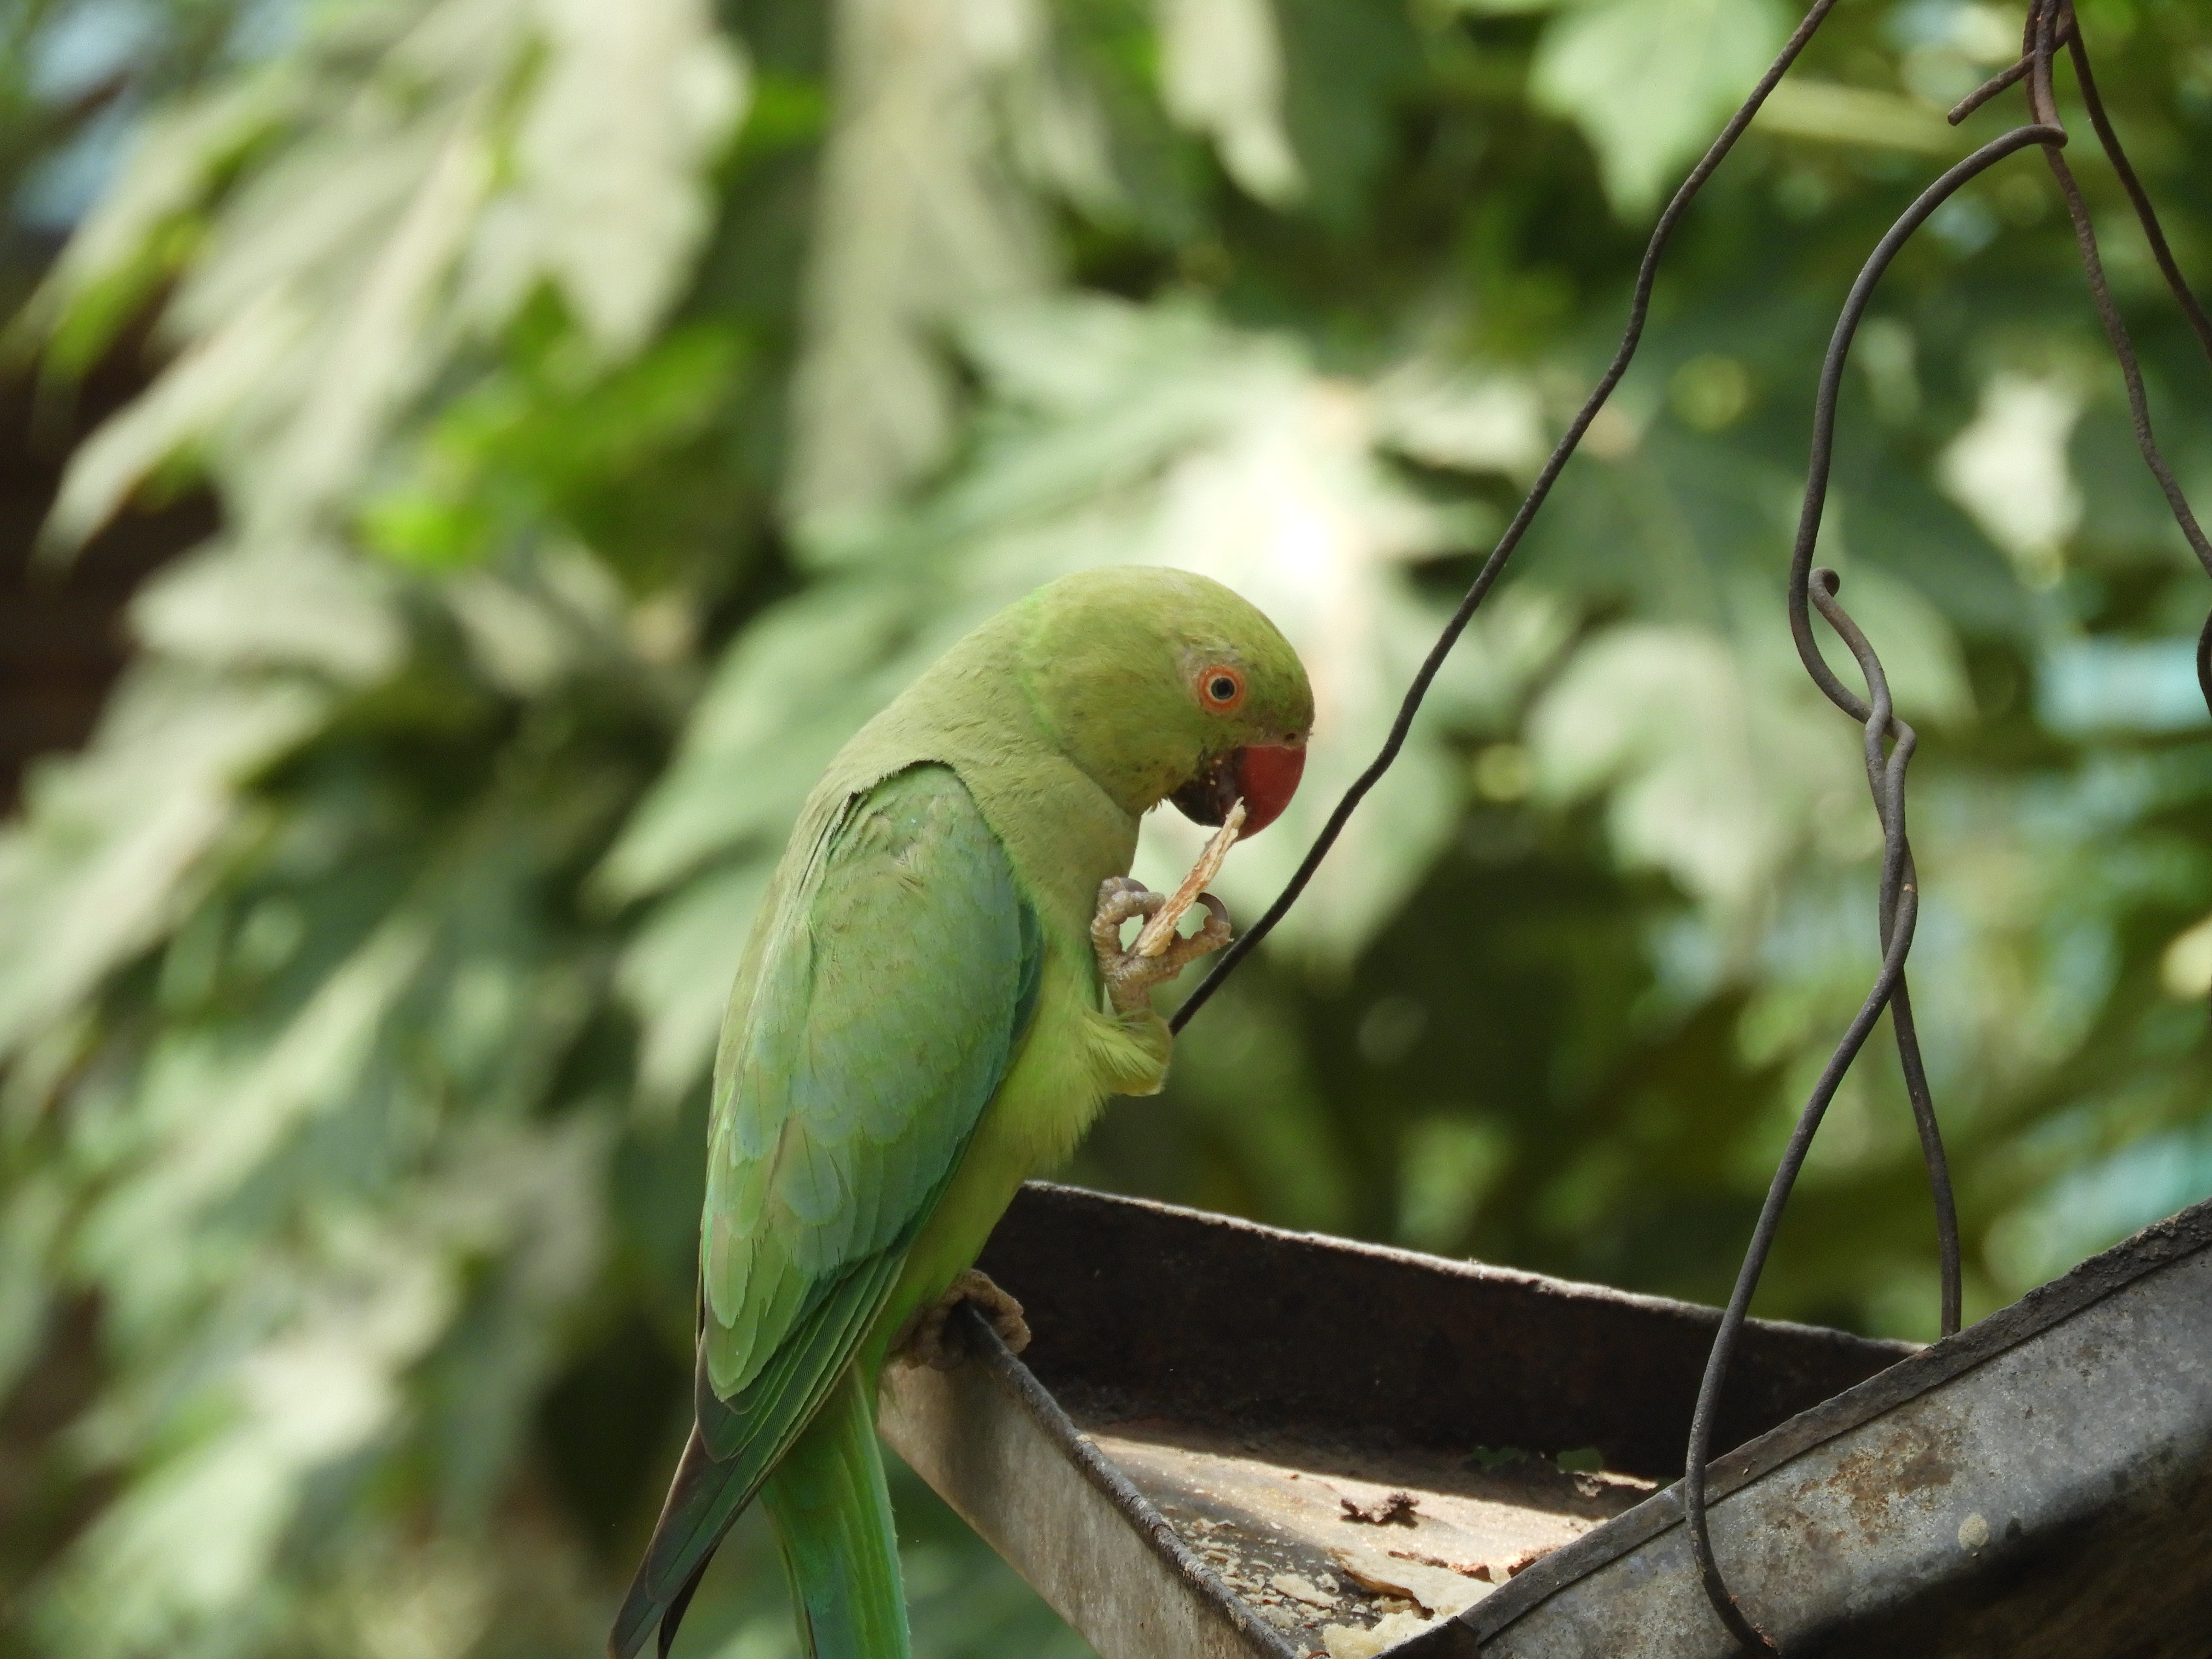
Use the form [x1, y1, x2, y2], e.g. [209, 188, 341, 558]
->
[1135, 800, 1246, 957]
[1091, 867, 1234, 1016]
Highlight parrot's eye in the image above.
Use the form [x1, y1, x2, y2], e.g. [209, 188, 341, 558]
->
[1197, 666, 1246, 712]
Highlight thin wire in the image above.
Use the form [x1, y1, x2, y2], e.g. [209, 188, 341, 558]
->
[1781, 121, 2064, 724]
[1167, 0, 1848, 1037]
[1947, 52, 2036, 125]
[1945, 2, 2076, 128]
[1676, 0, 2070, 1633]
[1161, 0, 2212, 1646]
[1679, 112, 2062, 1650]
[2042, 148, 2212, 585]
[1681, 574, 1921, 1656]
[2065, 25, 2212, 365]
[1685, 0, 2212, 1645]
[2044, 3, 2212, 715]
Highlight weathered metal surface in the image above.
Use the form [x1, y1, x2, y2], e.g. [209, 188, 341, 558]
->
[1410, 1198, 2212, 1659]
[881, 1183, 1909, 1656]
[882, 1326, 1299, 1659]
[886, 1339, 1659, 1656]
[969, 1183, 1909, 1483]
[881, 1183, 2212, 1658]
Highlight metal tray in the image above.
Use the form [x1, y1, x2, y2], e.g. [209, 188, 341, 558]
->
[879, 1182, 2212, 1658]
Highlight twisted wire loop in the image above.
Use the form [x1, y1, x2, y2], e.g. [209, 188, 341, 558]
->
[1681, 571, 1925, 1656]
[1689, 0, 2212, 1647]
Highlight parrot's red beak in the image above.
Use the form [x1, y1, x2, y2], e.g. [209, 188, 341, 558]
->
[1234, 742, 1305, 833]
[1169, 741, 1306, 835]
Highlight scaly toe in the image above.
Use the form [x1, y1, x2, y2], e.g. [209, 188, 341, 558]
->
[1156, 892, 1232, 973]
[892, 1270, 1030, 1370]
[948, 1269, 1030, 1356]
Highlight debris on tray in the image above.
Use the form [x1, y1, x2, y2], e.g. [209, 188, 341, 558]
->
[1339, 1490, 1420, 1526]
[1097, 1417, 1647, 1657]
[1320, 1610, 1433, 1659]
[1330, 1540, 1494, 1618]
[1505, 1546, 1554, 1578]
[1271, 1572, 1340, 1610]
[1389, 1547, 1493, 1580]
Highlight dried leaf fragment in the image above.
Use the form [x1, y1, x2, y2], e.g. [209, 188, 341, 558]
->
[1270, 1571, 1338, 1610]
[1339, 1490, 1419, 1526]
[1331, 1543, 1496, 1621]
[1134, 800, 1245, 957]
[1388, 1548, 1492, 1581]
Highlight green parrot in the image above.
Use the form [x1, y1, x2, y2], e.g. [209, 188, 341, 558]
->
[608, 565, 1315, 1659]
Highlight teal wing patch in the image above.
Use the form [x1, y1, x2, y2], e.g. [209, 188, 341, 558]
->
[699, 761, 1039, 1422]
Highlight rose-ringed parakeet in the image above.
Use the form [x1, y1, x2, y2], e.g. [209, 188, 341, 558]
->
[609, 566, 1314, 1659]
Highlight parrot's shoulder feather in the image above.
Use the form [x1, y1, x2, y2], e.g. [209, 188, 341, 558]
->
[700, 761, 1041, 1400]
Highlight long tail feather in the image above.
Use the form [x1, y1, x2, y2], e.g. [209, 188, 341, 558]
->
[610, 1427, 747, 1659]
[658, 1552, 714, 1659]
[762, 1368, 910, 1659]
[612, 1259, 908, 1659]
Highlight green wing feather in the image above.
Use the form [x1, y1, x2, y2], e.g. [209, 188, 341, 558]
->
[610, 763, 1041, 1659]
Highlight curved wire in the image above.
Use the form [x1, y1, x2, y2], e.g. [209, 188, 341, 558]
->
[1681, 571, 1921, 1654]
[1158, 0, 2212, 1646]
[1678, 5, 2070, 1639]
[1689, 0, 2212, 1645]
[2039, 5, 2212, 715]
[2064, 23, 2212, 366]
[1167, 0, 1848, 1037]
[1671, 100, 2073, 1657]
[1781, 121, 2065, 723]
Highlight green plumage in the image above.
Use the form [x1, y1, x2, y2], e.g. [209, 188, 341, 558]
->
[700, 763, 1041, 1411]
[611, 567, 1313, 1659]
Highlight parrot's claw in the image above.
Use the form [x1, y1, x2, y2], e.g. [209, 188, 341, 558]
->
[1090, 876, 1232, 1017]
[892, 1269, 1031, 1371]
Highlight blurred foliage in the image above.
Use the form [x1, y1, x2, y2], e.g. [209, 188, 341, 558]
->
[0, 0, 273, 314]
[8, 0, 2212, 1655]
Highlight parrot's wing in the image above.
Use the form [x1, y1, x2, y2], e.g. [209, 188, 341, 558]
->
[701, 759, 1043, 1406]
[615, 763, 1042, 1648]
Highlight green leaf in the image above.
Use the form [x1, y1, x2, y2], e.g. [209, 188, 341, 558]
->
[1527, 621, 1857, 922]
[782, 0, 1052, 539]
[36, 0, 745, 557]
[0, 671, 331, 1059]
[1156, 0, 1303, 204]
[1531, 0, 1787, 217]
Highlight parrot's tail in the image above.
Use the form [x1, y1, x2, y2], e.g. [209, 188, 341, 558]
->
[762, 1367, 912, 1659]
[607, 1423, 736, 1659]
[607, 1367, 908, 1659]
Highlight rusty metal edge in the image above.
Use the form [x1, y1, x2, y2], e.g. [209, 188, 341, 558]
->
[906, 1307, 1304, 1659]
[1018, 1181, 1920, 1360]
[1420, 1192, 2212, 1654]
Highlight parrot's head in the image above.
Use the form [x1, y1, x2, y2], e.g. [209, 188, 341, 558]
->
[1018, 566, 1314, 834]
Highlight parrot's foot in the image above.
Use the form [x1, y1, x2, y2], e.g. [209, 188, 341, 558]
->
[1090, 876, 1232, 1017]
[892, 1269, 1031, 1371]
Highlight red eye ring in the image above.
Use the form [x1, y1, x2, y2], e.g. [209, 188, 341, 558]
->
[1196, 665, 1246, 712]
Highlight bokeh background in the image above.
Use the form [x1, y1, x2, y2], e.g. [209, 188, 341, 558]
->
[5, 0, 2212, 1654]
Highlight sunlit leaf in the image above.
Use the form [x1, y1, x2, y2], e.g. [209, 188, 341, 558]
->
[1531, 0, 1787, 216]
[781, 0, 1051, 538]
[1155, 0, 1302, 204]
